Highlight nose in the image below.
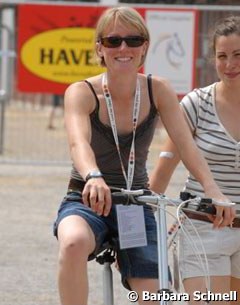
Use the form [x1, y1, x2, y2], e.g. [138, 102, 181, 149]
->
[225, 56, 236, 70]
[119, 40, 128, 50]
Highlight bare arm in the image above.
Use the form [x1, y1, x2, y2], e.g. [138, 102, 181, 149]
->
[64, 82, 97, 176]
[149, 137, 180, 194]
[151, 76, 235, 227]
[64, 81, 111, 216]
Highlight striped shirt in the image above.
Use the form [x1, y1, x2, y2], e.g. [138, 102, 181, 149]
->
[181, 83, 240, 204]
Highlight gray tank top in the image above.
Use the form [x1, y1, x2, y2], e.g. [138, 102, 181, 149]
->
[70, 75, 159, 189]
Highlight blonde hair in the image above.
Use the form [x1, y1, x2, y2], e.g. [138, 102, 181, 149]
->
[95, 6, 150, 67]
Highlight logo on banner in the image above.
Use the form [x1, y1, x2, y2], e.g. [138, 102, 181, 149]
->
[20, 27, 105, 84]
[152, 32, 185, 69]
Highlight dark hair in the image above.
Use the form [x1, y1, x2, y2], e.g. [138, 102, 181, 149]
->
[211, 15, 240, 54]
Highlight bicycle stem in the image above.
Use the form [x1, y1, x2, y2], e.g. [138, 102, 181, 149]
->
[156, 197, 171, 304]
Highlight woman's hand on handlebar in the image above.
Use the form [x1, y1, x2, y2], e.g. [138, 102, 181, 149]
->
[208, 205, 236, 229]
[205, 191, 235, 228]
[82, 178, 112, 216]
[204, 186, 236, 228]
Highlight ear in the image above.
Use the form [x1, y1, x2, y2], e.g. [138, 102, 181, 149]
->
[142, 40, 149, 56]
[96, 41, 103, 58]
[142, 41, 149, 57]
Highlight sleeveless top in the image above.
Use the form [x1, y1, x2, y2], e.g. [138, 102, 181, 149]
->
[181, 83, 240, 204]
[70, 75, 159, 189]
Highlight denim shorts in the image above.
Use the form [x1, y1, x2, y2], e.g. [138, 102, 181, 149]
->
[53, 191, 159, 289]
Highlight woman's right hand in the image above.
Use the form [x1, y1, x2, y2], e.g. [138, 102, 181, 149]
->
[82, 178, 112, 217]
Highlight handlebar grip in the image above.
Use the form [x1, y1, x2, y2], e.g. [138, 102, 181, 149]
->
[180, 192, 213, 204]
[197, 204, 216, 215]
[200, 198, 212, 204]
[111, 193, 130, 205]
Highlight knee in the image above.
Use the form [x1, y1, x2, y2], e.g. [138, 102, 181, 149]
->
[59, 233, 94, 264]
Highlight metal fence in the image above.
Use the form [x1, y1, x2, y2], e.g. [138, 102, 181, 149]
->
[0, 93, 71, 165]
[0, 3, 240, 165]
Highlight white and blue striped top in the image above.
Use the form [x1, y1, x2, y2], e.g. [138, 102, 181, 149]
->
[181, 83, 240, 204]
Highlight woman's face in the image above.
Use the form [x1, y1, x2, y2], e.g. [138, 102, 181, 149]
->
[96, 20, 148, 73]
[215, 33, 240, 84]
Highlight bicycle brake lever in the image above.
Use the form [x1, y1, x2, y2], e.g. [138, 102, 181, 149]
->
[212, 200, 235, 207]
[111, 191, 146, 205]
[196, 196, 235, 207]
[120, 189, 144, 195]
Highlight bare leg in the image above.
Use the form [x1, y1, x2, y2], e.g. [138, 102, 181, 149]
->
[128, 278, 159, 305]
[57, 215, 96, 305]
[184, 276, 231, 305]
[230, 277, 240, 304]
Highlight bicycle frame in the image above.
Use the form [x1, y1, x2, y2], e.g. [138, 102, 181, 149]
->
[96, 191, 174, 305]
[96, 189, 235, 305]
[96, 246, 116, 305]
[137, 193, 173, 305]
[103, 259, 114, 305]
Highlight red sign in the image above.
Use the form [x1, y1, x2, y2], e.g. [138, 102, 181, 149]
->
[18, 4, 107, 94]
[17, 4, 198, 96]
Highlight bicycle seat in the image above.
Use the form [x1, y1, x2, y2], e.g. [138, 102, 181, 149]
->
[95, 237, 118, 265]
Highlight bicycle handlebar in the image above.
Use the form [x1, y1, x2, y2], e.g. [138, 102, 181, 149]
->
[111, 189, 235, 215]
[179, 191, 235, 207]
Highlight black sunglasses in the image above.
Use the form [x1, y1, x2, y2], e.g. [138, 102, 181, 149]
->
[100, 36, 146, 48]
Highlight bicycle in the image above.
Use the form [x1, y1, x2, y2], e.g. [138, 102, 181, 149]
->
[95, 188, 236, 305]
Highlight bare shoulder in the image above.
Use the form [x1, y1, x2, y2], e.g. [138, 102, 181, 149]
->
[146, 75, 178, 109]
[150, 75, 174, 94]
[139, 73, 172, 91]
[64, 75, 101, 113]
[65, 79, 93, 100]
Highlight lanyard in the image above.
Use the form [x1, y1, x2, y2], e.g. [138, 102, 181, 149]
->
[102, 73, 141, 190]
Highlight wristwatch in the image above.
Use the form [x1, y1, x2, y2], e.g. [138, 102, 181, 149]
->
[85, 170, 103, 182]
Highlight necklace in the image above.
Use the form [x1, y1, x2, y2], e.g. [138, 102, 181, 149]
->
[102, 73, 141, 190]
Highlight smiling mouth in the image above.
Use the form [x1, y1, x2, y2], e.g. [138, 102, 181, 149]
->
[115, 57, 132, 61]
[225, 72, 240, 78]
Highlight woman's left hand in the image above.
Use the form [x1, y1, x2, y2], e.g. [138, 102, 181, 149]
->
[208, 205, 236, 228]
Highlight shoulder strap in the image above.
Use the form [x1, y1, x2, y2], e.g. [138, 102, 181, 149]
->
[147, 74, 154, 105]
[84, 80, 100, 111]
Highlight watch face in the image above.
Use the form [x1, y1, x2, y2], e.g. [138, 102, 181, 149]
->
[86, 170, 103, 181]
[90, 171, 102, 177]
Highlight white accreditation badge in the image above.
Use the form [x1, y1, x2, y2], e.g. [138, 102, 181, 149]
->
[116, 205, 147, 249]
